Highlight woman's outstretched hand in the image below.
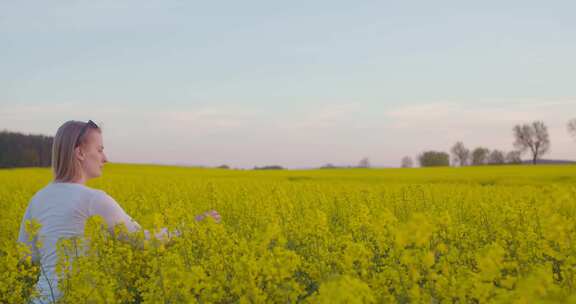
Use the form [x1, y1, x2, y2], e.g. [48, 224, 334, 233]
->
[195, 210, 221, 223]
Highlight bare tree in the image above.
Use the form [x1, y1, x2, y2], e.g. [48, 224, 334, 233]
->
[401, 156, 413, 168]
[358, 157, 371, 168]
[568, 118, 576, 139]
[471, 147, 490, 166]
[513, 121, 550, 165]
[488, 150, 505, 165]
[506, 151, 522, 164]
[450, 141, 470, 167]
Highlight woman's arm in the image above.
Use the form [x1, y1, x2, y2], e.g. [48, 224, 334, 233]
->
[89, 191, 221, 242]
[16, 207, 40, 264]
[89, 191, 175, 241]
[89, 191, 142, 234]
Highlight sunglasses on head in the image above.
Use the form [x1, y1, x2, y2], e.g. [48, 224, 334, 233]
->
[75, 120, 99, 147]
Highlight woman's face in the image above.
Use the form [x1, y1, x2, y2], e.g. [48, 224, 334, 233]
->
[77, 130, 108, 180]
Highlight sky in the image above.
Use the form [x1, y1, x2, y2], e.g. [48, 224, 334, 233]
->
[1, 1, 575, 168]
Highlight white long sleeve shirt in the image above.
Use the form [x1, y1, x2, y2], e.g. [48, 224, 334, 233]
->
[17, 182, 142, 303]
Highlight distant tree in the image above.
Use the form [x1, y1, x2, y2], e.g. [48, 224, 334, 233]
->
[505, 151, 522, 164]
[488, 150, 505, 165]
[513, 121, 550, 164]
[401, 156, 413, 168]
[471, 147, 490, 166]
[418, 151, 450, 167]
[450, 141, 470, 167]
[320, 163, 338, 169]
[358, 157, 371, 168]
[254, 165, 284, 170]
[0, 131, 53, 168]
[506, 150, 522, 164]
[22, 149, 40, 166]
[568, 118, 576, 140]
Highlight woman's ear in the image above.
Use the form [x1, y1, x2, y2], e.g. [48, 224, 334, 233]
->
[74, 146, 85, 162]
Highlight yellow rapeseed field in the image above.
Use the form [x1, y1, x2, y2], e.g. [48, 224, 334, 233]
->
[1, 164, 575, 303]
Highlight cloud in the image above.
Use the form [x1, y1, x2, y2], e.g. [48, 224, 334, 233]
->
[0, 102, 262, 133]
[163, 106, 261, 129]
[385, 99, 576, 129]
[277, 103, 363, 129]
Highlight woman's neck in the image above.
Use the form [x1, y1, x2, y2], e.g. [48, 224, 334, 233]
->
[55, 173, 87, 185]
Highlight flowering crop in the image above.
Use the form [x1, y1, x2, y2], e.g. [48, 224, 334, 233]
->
[1, 164, 576, 303]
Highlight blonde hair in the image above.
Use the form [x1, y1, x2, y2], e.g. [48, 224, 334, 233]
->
[52, 120, 101, 182]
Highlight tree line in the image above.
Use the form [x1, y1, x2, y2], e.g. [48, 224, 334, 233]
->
[2, 118, 576, 169]
[0, 131, 53, 168]
[402, 119, 576, 167]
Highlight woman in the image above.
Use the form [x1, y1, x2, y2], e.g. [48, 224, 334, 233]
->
[17, 120, 220, 303]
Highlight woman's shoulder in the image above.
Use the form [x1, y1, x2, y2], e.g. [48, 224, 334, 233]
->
[45, 182, 113, 202]
[87, 188, 118, 206]
[46, 182, 97, 195]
